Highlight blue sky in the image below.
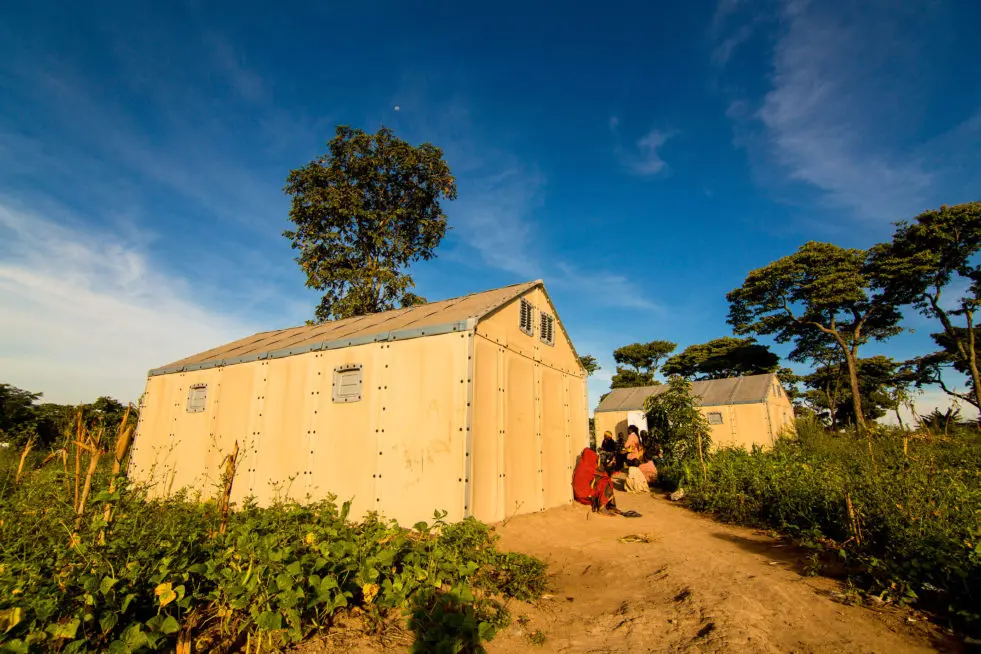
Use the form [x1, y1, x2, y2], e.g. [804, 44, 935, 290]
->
[1, 0, 980, 420]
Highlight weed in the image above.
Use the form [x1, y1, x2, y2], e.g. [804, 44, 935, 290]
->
[527, 629, 547, 645]
[666, 420, 981, 633]
[0, 446, 547, 652]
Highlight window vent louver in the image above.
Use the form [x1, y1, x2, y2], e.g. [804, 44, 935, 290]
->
[539, 313, 555, 346]
[519, 298, 534, 336]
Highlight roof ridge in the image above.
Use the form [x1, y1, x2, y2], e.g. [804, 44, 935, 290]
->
[149, 279, 543, 375]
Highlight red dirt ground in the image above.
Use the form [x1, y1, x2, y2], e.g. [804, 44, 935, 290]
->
[305, 493, 962, 653]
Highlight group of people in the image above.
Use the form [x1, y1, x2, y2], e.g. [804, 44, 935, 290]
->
[572, 425, 661, 516]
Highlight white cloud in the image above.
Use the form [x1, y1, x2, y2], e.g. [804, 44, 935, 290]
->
[0, 199, 258, 404]
[712, 22, 755, 66]
[552, 263, 660, 312]
[449, 166, 545, 278]
[610, 119, 676, 178]
[754, 2, 932, 220]
[632, 129, 673, 176]
[716, 1, 979, 222]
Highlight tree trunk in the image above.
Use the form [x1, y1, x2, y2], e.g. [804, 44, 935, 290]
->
[965, 309, 981, 415]
[841, 350, 867, 433]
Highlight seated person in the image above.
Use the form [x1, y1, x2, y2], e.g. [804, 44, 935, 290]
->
[623, 425, 644, 467]
[573, 447, 619, 513]
[598, 430, 618, 470]
[600, 430, 618, 454]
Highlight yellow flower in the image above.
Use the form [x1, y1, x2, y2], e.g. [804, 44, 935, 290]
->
[362, 583, 380, 605]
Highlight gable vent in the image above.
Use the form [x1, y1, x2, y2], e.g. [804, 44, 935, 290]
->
[539, 313, 555, 346]
[519, 298, 534, 336]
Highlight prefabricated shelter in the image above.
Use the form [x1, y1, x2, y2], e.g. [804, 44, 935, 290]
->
[594, 373, 794, 449]
[129, 280, 588, 526]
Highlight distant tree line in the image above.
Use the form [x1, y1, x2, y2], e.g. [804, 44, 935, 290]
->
[0, 383, 137, 448]
[601, 201, 981, 431]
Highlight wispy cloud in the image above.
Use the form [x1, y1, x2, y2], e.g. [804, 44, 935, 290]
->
[715, 0, 979, 222]
[551, 263, 660, 312]
[0, 198, 260, 404]
[0, 30, 325, 234]
[450, 167, 545, 278]
[205, 34, 266, 103]
[755, 1, 932, 220]
[712, 22, 755, 66]
[610, 117, 675, 177]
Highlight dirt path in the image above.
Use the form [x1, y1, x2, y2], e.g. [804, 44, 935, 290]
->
[309, 493, 959, 653]
[488, 493, 956, 654]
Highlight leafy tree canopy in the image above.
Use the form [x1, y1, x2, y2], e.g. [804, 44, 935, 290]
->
[661, 336, 779, 380]
[578, 355, 600, 376]
[609, 340, 675, 388]
[871, 201, 981, 410]
[284, 125, 457, 322]
[727, 241, 902, 431]
[610, 368, 657, 389]
[0, 384, 136, 448]
[613, 340, 676, 373]
[801, 355, 917, 428]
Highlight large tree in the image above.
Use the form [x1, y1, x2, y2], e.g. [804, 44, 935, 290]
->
[578, 355, 601, 376]
[909, 327, 981, 410]
[871, 202, 981, 413]
[727, 242, 902, 433]
[610, 340, 675, 388]
[284, 125, 457, 322]
[802, 355, 908, 428]
[661, 336, 779, 380]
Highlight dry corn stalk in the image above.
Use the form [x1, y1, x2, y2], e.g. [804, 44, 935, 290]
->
[73, 407, 84, 511]
[101, 406, 135, 543]
[165, 468, 177, 498]
[845, 492, 862, 546]
[697, 432, 707, 480]
[41, 448, 67, 467]
[217, 441, 240, 535]
[15, 437, 35, 483]
[73, 448, 102, 534]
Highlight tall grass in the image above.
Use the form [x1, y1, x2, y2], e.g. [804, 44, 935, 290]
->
[662, 419, 981, 632]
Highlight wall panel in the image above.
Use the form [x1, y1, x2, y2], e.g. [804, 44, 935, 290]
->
[503, 352, 540, 515]
[471, 336, 503, 522]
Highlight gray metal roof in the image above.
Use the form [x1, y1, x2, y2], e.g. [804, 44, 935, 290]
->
[149, 280, 545, 376]
[595, 373, 779, 412]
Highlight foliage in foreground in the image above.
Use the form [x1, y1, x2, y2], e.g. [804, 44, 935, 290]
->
[661, 419, 981, 632]
[0, 451, 546, 653]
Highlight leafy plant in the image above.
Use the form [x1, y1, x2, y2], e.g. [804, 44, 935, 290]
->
[0, 452, 546, 652]
[644, 376, 711, 476]
[667, 421, 981, 634]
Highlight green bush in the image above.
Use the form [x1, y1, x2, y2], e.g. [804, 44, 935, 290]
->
[671, 421, 981, 632]
[0, 458, 547, 652]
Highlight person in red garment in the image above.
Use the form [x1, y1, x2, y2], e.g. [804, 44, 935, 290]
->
[573, 448, 619, 513]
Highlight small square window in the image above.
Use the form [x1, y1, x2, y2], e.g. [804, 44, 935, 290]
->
[186, 384, 207, 413]
[539, 313, 555, 346]
[519, 298, 534, 336]
[333, 365, 363, 403]
[707, 411, 723, 425]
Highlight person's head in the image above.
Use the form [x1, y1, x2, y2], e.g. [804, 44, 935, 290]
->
[603, 430, 614, 441]
[627, 425, 639, 436]
[640, 430, 648, 439]
[617, 432, 624, 441]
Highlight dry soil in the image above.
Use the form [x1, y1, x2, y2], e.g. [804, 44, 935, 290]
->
[307, 493, 963, 654]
